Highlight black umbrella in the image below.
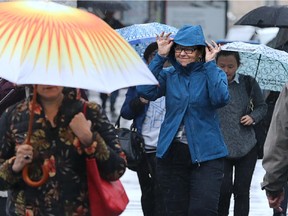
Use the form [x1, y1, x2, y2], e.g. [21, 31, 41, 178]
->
[235, 5, 288, 28]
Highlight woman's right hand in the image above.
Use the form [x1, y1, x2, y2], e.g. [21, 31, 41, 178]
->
[139, 97, 149, 104]
[156, 32, 174, 57]
[12, 144, 33, 173]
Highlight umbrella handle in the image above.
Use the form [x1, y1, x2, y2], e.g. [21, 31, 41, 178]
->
[21, 85, 49, 187]
[22, 164, 49, 187]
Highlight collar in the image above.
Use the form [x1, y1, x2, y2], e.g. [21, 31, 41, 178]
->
[232, 73, 240, 84]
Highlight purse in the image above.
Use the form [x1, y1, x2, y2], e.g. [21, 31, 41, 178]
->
[86, 158, 129, 216]
[115, 116, 145, 171]
[82, 103, 129, 216]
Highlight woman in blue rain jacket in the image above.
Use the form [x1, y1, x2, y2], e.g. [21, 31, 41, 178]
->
[137, 25, 229, 216]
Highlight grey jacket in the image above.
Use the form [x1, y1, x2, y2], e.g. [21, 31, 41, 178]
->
[262, 83, 288, 193]
[218, 74, 267, 158]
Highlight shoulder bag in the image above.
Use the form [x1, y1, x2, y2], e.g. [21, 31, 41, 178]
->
[115, 116, 145, 171]
[82, 103, 129, 216]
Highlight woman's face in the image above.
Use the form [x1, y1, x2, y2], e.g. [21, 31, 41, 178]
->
[216, 55, 239, 82]
[37, 85, 64, 101]
[174, 45, 202, 67]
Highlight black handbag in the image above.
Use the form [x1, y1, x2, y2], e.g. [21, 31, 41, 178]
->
[115, 116, 145, 171]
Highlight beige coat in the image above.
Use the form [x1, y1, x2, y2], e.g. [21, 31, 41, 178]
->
[262, 83, 288, 192]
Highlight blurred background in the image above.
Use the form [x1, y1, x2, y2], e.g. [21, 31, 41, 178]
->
[74, 0, 287, 46]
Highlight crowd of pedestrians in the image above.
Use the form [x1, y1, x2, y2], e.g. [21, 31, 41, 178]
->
[0, 7, 287, 216]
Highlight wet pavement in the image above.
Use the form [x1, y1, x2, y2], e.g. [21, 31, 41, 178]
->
[88, 89, 277, 216]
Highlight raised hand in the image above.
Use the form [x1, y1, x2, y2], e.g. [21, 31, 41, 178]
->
[205, 40, 221, 62]
[156, 32, 174, 57]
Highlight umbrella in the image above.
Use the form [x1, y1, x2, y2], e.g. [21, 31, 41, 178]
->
[235, 5, 288, 28]
[221, 41, 288, 92]
[0, 1, 158, 187]
[0, 1, 157, 94]
[116, 22, 178, 58]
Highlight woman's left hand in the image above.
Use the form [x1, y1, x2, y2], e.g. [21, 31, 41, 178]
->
[69, 112, 93, 147]
[240, 115, 255, 126]
[205, 40, 221, 62]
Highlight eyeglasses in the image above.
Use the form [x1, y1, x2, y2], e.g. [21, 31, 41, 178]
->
[174, 46, 197, 54]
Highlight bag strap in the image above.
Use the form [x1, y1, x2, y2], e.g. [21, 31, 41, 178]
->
[115, 114, 136, 131]
[243, 75, 256, 113]
[115, 115, 121, 128]
[82, 102, 87, 116]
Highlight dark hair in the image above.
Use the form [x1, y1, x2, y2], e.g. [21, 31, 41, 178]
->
[197, 46, 206, 62]
[216, 50, 241, 67]
[143, 42, 158, 63]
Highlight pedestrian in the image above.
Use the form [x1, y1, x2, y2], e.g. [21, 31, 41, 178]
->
[262, 83, 288, 216]
[216, 50, 267, 216]
[0, 85, 126, 215]
[137, 25, 229, 216]
[120, 42, 167, 216]
[263, 91, 288, 216]
[99, 10, 125, 115]
[0, 79, 26, 216]
[0, 79, 26, 115]
[100, 90, 119, 114]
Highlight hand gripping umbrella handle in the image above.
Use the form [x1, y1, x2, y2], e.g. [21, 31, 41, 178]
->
[21, 85, 49, 187]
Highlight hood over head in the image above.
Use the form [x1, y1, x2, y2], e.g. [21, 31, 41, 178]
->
[173, 25, 206, 47]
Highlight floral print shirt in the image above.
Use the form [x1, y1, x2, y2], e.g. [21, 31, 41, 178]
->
[0, 92, 126, 216]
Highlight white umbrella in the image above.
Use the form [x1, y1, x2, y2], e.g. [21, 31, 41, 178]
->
[0, 1, 158, 94]
[221, 41, 288, 91]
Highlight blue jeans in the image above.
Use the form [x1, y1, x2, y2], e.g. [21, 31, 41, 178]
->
[218, 145, 258, 216]
[156, 142, 224, 216]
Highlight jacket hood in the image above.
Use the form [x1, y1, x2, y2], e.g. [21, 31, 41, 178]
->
[174, 25, 206, 47]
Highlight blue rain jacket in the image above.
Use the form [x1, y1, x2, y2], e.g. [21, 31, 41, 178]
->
[137, 25, 229, 163]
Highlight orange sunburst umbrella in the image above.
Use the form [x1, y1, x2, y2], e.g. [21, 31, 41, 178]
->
[0, 1, 158, 93]
[0, 0, 158, 187]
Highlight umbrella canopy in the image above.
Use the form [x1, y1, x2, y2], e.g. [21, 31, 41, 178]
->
[116, 22, 178, 45]
[0, 1, 157, 93]
[221, 41, 288, 91]
[235, 5, 288, 28]
[116, 22, 178, 58]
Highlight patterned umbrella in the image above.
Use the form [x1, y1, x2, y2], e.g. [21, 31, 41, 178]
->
[116, 22, 178, 58]
[0, 1, 158, 93]
[221, 41, 288, 91]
